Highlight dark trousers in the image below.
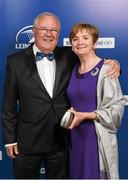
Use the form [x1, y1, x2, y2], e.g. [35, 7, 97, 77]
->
[13, 142, 69, 179]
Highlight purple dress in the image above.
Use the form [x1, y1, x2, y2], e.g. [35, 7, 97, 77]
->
[67, 60, 104, 179]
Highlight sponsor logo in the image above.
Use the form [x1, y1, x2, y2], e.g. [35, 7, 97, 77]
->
[0, 151, 2, 160]
[124, 95, 128, 106]
[63, 37, 115, 48]
[40, 167, 45, 174]
[96, 37, 115, 48]
[63, 38, 71, 46]
[15, 25, 34, 49]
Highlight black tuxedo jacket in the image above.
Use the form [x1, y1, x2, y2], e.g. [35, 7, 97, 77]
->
[2, 45, 78, 154]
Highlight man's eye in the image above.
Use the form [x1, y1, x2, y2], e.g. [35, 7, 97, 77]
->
[51, 29, 58, 34]
[51, 29, 57, 32]
[41, 28, 47, 31]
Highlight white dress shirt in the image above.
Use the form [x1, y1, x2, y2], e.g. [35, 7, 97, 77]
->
[33, 44, 56, 98]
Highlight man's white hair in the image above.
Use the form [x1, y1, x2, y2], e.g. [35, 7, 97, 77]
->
[33, 12, 61, 31]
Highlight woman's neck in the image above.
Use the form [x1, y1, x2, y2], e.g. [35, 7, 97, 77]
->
[78, 54, 101, 74]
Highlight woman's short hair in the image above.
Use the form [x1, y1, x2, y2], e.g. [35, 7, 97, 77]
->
[70, 23, 99, 44]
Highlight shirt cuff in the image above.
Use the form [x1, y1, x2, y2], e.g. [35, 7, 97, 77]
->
[5, 142, 17, 147]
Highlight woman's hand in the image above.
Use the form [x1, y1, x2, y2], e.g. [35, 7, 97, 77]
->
[68, 108, 97, 129]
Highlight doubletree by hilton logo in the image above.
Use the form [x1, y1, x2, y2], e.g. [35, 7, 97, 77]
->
[15, 25, 34, 49]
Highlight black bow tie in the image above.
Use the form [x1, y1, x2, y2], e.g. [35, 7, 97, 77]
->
[35, 51, 55, 61]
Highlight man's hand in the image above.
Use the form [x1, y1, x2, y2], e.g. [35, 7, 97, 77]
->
[6, 144, 19, 159]
[104, 59, 120, 79]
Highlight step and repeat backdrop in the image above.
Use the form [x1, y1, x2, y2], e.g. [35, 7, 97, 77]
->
[0, 0, 128, 179]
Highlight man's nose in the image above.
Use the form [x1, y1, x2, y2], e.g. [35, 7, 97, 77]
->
[45, 29, 52, 36]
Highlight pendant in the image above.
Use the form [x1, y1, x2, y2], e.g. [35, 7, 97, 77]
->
[91, 67, 99, 76]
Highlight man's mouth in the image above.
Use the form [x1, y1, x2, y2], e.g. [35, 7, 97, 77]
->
[44, 39, 53, 42]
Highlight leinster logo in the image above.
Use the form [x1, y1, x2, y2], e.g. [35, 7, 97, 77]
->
[15, 25, 34, 49]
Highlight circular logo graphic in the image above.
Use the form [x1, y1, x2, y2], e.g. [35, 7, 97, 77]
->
[16, 25, 34, 44]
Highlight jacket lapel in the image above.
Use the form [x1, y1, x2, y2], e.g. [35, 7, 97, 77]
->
[53, 48, 63, 98]
[25, 45, 51, 97]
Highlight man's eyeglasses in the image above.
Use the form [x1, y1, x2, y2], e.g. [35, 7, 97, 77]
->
[34, 27, 58, 35]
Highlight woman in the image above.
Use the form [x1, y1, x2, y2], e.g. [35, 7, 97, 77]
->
[66, 23, 126, 179]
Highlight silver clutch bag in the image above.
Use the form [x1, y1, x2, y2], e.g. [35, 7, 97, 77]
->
[60, 111, 74, 128]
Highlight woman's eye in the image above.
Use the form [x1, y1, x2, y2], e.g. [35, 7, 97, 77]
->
[84, 37, 88, 40]
[72, 38, 77, 41]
